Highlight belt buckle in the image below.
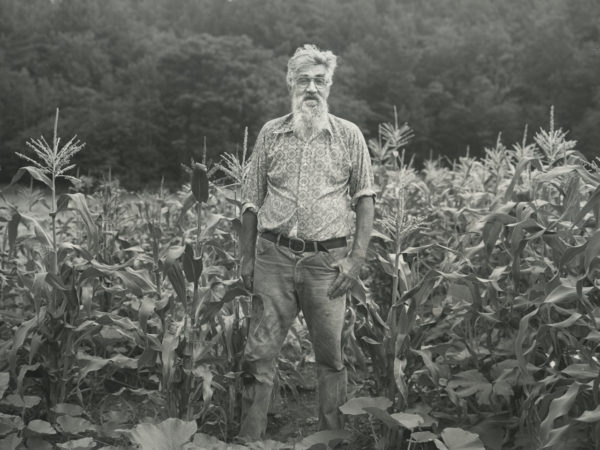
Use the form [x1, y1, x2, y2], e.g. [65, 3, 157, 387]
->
[288, 236, 306, 253]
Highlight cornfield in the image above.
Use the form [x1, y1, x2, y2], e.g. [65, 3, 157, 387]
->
[1, 108, 599, 449]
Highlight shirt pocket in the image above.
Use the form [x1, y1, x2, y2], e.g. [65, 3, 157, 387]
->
[325, 142, 351, 183]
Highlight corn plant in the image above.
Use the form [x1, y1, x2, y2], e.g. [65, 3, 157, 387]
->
[2, 111, 155, 441]
[153, 157, 249, 436]
[6, 109, 89, 406]
[368, 107, 415, 201]
[4, 107, 600, 449]
[384, 110, 599, 449]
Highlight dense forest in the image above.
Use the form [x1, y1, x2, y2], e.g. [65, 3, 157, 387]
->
[0, 0, 599, 188]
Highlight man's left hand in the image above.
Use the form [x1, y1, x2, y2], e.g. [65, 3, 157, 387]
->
[327, 254, 365, 299]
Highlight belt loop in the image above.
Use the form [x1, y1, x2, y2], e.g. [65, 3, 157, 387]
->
[276, 233, 282, 246]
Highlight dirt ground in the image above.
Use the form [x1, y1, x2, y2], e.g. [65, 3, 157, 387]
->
[264, 362, 373, 449]
[268, 386, 320, 442]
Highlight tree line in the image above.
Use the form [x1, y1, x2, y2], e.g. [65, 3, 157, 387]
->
[1, 0, 599, 188]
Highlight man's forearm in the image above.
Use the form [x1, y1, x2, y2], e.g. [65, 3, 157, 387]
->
[351, 196, 375, 259]
[241, 210, 259, 259]
[327, 196, 374, 297]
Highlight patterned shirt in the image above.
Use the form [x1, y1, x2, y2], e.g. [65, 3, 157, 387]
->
[241, 113, 376, 241]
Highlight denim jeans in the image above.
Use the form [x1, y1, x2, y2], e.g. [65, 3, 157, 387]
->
[238, 235, 349, 440]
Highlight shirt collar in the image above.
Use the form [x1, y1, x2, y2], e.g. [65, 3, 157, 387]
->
[273, 113, 333, 136]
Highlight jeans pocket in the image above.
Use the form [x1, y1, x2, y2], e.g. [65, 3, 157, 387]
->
[255, 236, 275, 257]
[322, 246, 348, 269]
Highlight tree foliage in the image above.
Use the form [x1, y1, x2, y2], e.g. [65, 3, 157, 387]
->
[1, 0, 599, 187]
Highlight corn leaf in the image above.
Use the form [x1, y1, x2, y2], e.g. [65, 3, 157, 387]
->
[482, 221, 503, 255]
[87, 257, 136, 275]
[394, 357, 409, 404]
[9, 166, 52, 190]
[542, 424, 571, 449]
[16, 364, 39, 397]
[447, 370, 492, 406]
[544, 283, 588, 304]
[77, 352, 137, 380]
[9, 309, 46, 374]
[16, 212, 52, 248]
[504, 157, 541, 202]
[192, 364, 213, 410]
[547, 312, 582, 328]
[0, 433, 22, 450]
[584, 230, 600, 274]
[515, 307, 539, 381]
[176, 193, 196, 226]
[56, 437, 95, 449]
[413, 349, 440, 383]
[561, 364, 598, 380]
[539, 383, 580, 446]
[161, 325, 182, 388]
[576, 405, 600, 423]
[200, 212, 226, 239]
[137, 346, 158, 369]
[115, 268, 156, 296]
[138, 298, 156, 333]
[94, 313, 138, 331]
[0, 373, 9, 399]
[535, 165, 580, 182]
[0, 413, 24, 435]
[572, 183, 600, 229]
[57, 193, 99, 253]
[559, 242, 586, 268]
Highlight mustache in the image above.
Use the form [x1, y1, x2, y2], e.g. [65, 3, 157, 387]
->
[303, 94, 320, 101]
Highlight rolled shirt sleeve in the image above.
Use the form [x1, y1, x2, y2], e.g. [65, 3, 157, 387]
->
[241, 125, 268, 216]
[348, 124, 376, 210]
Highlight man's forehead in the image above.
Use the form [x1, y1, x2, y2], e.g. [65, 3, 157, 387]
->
[295, 64, 328, 77]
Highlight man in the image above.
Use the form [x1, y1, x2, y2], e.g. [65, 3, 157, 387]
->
[238, 44, 375, 441]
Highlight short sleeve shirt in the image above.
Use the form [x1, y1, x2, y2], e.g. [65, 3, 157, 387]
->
[241, 113, 376, 241]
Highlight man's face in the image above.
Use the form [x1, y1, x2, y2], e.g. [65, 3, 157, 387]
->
[291, 64, 331, 109]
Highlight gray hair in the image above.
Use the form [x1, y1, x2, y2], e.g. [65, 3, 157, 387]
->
[286, 44, 338, 89]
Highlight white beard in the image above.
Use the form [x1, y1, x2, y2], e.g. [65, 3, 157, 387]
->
[291, 94, 329, 140]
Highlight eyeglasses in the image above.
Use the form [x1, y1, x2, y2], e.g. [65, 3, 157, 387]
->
[294, 76, 329, 89]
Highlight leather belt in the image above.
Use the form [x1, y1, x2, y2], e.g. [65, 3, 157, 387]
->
[261, 231, 347, 253]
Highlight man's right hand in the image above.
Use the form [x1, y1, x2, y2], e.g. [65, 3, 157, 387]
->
[241, 255, 255, 291]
